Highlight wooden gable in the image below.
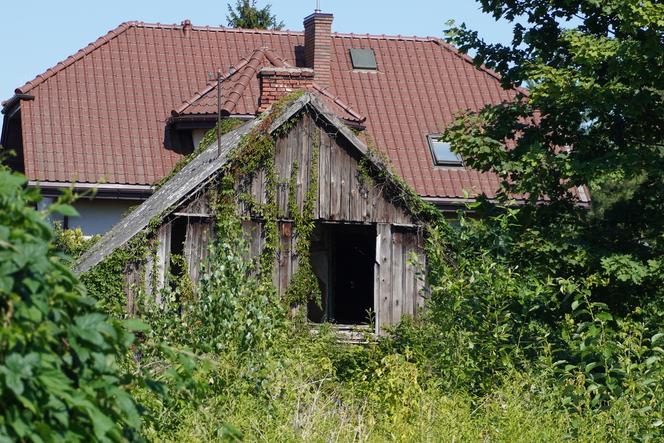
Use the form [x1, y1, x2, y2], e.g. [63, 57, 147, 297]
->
[235, 108, 426, 332]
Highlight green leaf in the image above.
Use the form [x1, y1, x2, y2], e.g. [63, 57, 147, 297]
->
[49, 203, 79, 217]
[4, 371, 24, 396]
[596, 312, 613, 322]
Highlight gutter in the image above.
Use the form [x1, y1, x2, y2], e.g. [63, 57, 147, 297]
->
[1, 94, 34, 114]
[28, 181, 154, 200]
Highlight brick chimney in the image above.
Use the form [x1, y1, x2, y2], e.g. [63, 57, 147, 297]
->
[258, 67, 314, 112]
[303, 12, 333, 89]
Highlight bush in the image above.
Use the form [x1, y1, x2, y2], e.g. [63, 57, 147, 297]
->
[0, 167, 141, 442]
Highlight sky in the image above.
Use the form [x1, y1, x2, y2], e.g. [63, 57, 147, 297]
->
[0, 0, 516, 133]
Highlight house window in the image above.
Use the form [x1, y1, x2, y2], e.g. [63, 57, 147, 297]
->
[349, 48, 377, 70]
[427, 134, 462, 166]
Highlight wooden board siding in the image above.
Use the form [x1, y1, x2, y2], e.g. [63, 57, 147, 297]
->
[184, 219, 212, 283]
[376, 223, 392, 332]
[374, 224, 426, 333]
[227, 113, 424, 329]
[153, 223, 171, 305]
[239, 113, 412, 225]
[123, 108, 426, 330]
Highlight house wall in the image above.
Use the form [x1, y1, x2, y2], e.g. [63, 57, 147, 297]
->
[192, 129, 207, 149]
[41, 198, 143, 236]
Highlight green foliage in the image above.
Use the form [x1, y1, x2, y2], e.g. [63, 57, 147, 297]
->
[437, 3, 664, 436]
[0, 167, 142, 441]
[284, 131, 321, 308]
[80, 234, 153, 318]
[226, 0, 284, 30]
[444, 0, 664, 293]
[52, 226, 98, 260]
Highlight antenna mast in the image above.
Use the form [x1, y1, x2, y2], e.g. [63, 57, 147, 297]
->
[315, 0, 321, 13]
[216, 69, 222, 158]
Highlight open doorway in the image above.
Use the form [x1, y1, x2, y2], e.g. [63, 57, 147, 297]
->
[308, 223, 375, 325]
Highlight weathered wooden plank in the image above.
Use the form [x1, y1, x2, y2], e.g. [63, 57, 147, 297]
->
[284, 122, 296, 219]
[373, 230, 381, 335]
[313, 126, 321, 217]
[349, 155, 362, 221]
[402, 231, 416, 318]
[275, 136, 289, 217]
[415, 230, 427, 314]
[240, 220, 261, 262]
[391, 230, 404, 324]
[339, 143, 351, 220]
[373, 185, 387, 223]
[181, 193, 210, 215]
[154, 223, 171, 305]
[329, 134, 341, 220]
[144, 251, 154, 298]
[124, 261, 141, 316]
[289, 223, 301, 316]
[318, 129, 331, 220]
[377, 223, 392, 333]
[278, 222, 293, 296]
[184, 220, 212, 284]
[297, 116, 309, 213]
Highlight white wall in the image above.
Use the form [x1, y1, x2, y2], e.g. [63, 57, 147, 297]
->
[192, 129, 207, 149]
[41, 198, 143, 236]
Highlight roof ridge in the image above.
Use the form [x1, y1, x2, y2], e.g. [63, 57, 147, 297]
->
[124, 21, 487, 46]
[172, 48, 265, 116]
[134, 21, 303, 37]
[16, 21, 137, 94]
[312, 85, 365, 122]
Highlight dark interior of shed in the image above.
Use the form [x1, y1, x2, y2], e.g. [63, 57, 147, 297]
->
[308, 223, 375, 325]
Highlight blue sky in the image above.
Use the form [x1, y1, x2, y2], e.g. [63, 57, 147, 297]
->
[0, 1, 516, 132]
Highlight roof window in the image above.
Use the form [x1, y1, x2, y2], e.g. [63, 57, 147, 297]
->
[349, 48, 377, 70]
[427, 135, 463, 166]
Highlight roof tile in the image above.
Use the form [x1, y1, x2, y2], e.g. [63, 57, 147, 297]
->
[7, 21, 523, 198]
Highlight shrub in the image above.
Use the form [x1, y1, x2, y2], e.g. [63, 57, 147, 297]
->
[0, 167, 141, 442]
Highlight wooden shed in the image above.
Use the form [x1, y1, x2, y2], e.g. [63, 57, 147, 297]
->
[75, 93, 427, 333]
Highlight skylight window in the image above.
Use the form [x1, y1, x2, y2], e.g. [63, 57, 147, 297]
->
[349, 48, 377, 70]
[427, 135, 462, 166]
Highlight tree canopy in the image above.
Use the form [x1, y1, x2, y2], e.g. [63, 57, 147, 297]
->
[444, 0, 663, 308]
[226, 0, 284, 30]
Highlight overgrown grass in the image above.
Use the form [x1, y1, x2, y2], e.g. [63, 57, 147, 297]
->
[135, 325, 650, 442]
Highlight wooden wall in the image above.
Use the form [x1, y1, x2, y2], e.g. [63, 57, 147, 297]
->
[239, 113, 413, 225]
[240, 112, 426, 332]
[375, 224, 426, 332]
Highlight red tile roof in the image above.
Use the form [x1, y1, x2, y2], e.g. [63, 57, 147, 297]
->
[172, 47, 365, 123]
[5, 21, 519, 199]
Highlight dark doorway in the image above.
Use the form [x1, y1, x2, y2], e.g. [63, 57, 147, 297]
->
[309, 223, 375, 325]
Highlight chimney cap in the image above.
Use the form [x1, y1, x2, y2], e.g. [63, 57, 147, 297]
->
[303, 12, 334, 23]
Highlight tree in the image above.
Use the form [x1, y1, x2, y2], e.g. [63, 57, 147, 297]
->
[444, 1, 664, 307]
[226, 0, 284, 30]
[432, 1, 664, 421]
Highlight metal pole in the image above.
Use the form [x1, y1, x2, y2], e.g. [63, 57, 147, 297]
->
[217, 69, 222, 158]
